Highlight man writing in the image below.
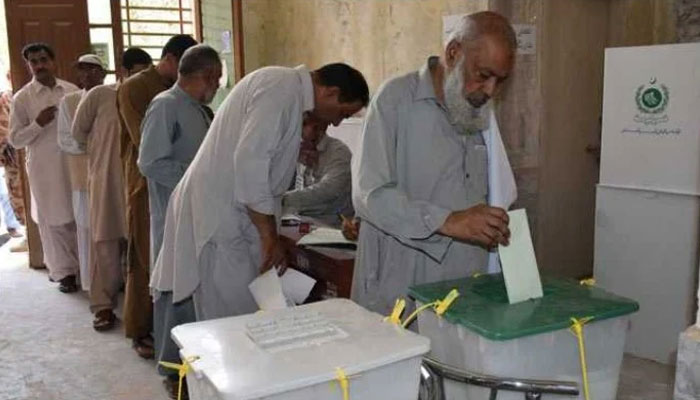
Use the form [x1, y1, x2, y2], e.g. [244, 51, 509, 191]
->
[9, 43, 80, 292]
[117, 34, 197, 358]
[351, 12, 516, 316]
[151, 63, 369, 322]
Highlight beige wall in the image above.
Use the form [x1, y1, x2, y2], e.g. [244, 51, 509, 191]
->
[242, 0, 488, 91]
[239, 0, 679, 278]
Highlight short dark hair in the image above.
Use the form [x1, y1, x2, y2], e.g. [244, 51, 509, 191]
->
[178, 44, 221, 76]
[314, 63, 369, 106]
[161, 34, 197, 60]
[122, 47, 152, 70]
[22, 42, 55, 60]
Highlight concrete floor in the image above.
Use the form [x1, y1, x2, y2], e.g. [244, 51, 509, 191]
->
[0, 234, 677, 400]
[0, 235, 169, 400]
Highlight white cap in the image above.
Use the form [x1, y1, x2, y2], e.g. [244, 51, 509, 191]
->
[76, 54, 104, 68]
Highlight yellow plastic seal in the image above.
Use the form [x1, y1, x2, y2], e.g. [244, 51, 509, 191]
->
[159, 355, 200, 400]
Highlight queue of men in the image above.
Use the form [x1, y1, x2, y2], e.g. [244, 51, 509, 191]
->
[7, 10, 516, 399]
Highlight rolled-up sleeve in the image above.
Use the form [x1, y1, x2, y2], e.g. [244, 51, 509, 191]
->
[233, 83, 293, 215]
[9, 94, 42, 149]
[351, 81, 452, 261]
[138, 98, 185, 189]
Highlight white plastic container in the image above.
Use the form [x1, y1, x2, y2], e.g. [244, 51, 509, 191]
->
[411, 275, 638, 400]
[172, 298, 430, 400]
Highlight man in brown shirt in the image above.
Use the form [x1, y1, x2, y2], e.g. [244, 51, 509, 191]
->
[117, 34, 197, 358]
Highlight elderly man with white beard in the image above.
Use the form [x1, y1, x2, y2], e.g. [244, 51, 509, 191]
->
[351, 11, 516, 316]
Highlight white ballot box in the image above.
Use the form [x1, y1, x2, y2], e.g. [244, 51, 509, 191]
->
[410, 275, 638, 400]
[171, 298, 430, 400]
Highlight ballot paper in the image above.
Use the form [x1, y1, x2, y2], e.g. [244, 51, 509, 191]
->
[280, 268, 317, 305]
[249, 268, 317, 310]
[498, 209, 543, 304]
[296, 227, 356, 247]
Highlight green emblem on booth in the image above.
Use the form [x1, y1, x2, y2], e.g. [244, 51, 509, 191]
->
[635, 78, 669, 114]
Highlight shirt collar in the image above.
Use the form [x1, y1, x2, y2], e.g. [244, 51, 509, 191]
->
[316, 133, 329, 152]
[172, 83, 200, 105]
[29, 77, 71, 95]
[415, 56, 440, 102]
[295, 65, 315, 112]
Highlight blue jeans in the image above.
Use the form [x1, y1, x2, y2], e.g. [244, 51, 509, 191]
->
[0, 167, 20, 231]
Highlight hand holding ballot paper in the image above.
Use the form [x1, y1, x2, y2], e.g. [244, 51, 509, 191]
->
[498, 209, 544, 304]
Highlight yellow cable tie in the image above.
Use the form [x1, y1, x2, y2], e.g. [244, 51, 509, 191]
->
[435, 289, 460, 316]
[385, 298, 406, 325]
[472, 272, 483, 278]
[569, 317, 594, 400]
[579, 278, 596, 286]
[335, 367, 350, 400]
[159, 355, 200, 400]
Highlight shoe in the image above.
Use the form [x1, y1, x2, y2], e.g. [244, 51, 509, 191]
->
[163, 376, 189, 400]
[132, 336, 155, 359]
[10, 238, 27, 253]
[93, 309, 117, 332]
[58, 275, 78, 293]
[6, 228, 23, 238]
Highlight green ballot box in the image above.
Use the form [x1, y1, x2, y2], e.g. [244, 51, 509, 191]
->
[409, 274, 639, 400]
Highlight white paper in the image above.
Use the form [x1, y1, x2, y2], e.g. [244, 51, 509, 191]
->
[280, 269, 316, 305]
[249, 269, 288, 311]
[296, 227, 355, 246]
[498, 209, 543, 304]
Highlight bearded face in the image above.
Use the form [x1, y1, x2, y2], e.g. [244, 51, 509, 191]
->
[443, 54, 491, 135]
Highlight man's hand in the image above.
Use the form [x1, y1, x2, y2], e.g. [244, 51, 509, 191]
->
[35, 105, 57, 127]
[439, 204, 510, 249]
[260, 236, 288, 276]
[341, 217, 360, 241]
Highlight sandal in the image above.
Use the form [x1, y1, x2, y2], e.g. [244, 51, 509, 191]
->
[93, 309, 116, 332]
[133, 336, 155, 359]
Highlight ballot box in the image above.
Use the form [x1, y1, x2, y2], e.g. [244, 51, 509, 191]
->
[409, 274, 639, 400]
[172, 298, 430, 400]
[279, 223, 355, 300]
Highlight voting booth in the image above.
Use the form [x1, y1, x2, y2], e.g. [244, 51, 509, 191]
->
[172, 299, 430, 400]
[410, 275, 639, 400]
[594, 42, 700, 364]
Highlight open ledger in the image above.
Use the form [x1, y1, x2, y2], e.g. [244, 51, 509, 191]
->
[296, 227, 356, 248]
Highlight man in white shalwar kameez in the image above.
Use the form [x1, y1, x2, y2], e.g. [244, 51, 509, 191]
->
[151, 63, 369, 321]
[57, 54, 106, 291]
[9, 43, 80, 292]
[351, 12, 517, 317]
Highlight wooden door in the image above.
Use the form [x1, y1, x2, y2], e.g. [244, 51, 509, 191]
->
[4, 0, 90, 268]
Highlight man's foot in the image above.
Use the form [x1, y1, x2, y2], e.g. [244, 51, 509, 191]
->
[58, 275, 78, 293]
[163, 376, 189, 400]
[10, 238, 27, 253]
[132, 336, 155, 359]
[6, 228, 22, 238]
[93, 309, 117, 332]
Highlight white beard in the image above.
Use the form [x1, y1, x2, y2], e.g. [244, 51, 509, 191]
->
[443, 57, 491, 135]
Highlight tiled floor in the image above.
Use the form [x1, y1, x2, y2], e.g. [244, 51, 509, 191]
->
[0, 234, 677, 400]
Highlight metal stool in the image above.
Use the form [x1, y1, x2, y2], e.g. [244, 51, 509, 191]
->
[420, 356, 580, 400]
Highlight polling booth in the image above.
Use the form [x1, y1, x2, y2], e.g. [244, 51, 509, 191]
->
[594, 42, 700, 365]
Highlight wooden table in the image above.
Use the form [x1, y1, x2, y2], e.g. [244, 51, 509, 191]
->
[279, 222, 356, 301]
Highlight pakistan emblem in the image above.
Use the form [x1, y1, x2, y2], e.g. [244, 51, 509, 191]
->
[634, 78, 669, 125]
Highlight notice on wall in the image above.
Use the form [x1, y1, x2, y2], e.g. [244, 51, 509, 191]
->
[442, 15, 536, 55]
[600, 43, 700, 195]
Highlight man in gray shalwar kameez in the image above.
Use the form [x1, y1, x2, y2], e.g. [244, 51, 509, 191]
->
[351, 11, 517, 317]
[137, 45, 221, 395]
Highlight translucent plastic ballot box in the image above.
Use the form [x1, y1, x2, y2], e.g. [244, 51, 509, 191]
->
[409, 274, 639, 400]
[171, 298, 430, 400]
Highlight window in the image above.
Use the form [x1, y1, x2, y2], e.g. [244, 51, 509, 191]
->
[121, 0, 198, 63]
[88, 0, 119, 83]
